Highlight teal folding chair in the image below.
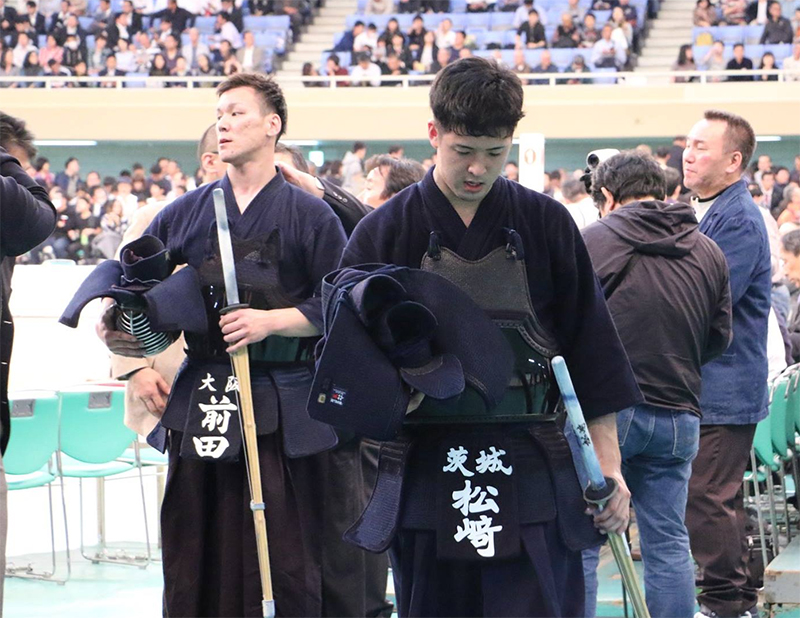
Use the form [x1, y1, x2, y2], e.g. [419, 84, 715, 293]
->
[769, 372, 796, 542]
[57, 384, 152, 568]
[4, 391, 70, 583]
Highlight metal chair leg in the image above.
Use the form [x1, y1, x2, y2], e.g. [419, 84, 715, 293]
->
[766, 471, 781, 555]
[750, 449, 769, 570]
[133, 441, 152, 569]
[777, 467, 792, 543]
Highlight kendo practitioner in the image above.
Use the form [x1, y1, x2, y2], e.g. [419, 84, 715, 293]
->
[98, 73, 356, 618]
[334, 58, 643, 617]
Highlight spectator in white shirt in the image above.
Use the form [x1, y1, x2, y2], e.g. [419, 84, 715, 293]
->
[435, 17, 456, 49]
[350, 51, 382, 86]
[354, 22, 379, 53]
[592, 23, 626, 68]
[115, 38, 138, 72]
[215, 11, 242, 49]
[783, 42, 800, 81]
[13, 32, 38, 68]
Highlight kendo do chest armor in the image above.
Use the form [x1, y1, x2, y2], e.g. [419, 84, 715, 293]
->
[407, 228, 561, 424]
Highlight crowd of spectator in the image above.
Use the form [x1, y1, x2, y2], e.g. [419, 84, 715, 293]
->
[18, 136, 800, 266]
[0, 0, 300, 87]
[15, 153, 195, 262]
[305, 0, 645, 85]
[671, 0, 800, 80]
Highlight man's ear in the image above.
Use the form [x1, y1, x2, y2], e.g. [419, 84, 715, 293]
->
[427, 120, 440, 151]
[600, 186, 616, 216]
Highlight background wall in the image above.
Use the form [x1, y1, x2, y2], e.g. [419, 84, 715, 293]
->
[3, 81, 800, 144]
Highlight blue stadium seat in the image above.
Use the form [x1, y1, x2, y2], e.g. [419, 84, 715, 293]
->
[503, 29, 518, 46]
[544, 24, 556, 39]
[482, 30, 504, 47]
[370, 15, 393, 29]
[524, 48, 544, 66]
[85, 34, 95, 49]
[592, 9, 611, 24]
[549, 47, 577, 69]
[745, 43, 765, 59]
[357, 0, 368, 10]
[466, 27, 487, 47]
[547, 7, 564, 24]
[720, 24, 745, 44]
[395, 14, 415, 28]
[765, 43, 792, 62]
[464, 13, 491, 28]
[264, 15, 291, 30]
[490, 12, 515, 30]
[78, 16, 94, 32]
[195, 16, 217, 34]
[451, 0, 468, 11]
[745, 24, 765, 44]
[244, 15, 272, 31]
[692, 45, 711, 68]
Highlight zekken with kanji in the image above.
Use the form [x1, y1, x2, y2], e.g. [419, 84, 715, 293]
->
[309, 58, 645, 618]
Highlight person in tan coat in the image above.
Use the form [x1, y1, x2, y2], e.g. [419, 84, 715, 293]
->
[107, 124, 226, 436]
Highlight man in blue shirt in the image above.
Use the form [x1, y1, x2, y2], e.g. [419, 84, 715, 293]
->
[683, 110, 771, 618]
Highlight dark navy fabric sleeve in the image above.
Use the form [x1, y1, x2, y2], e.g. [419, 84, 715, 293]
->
[296, 214, 347, 330]
[0, 149, 57, 257]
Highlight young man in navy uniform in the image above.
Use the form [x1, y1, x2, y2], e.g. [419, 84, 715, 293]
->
[337, 57, 643, 617]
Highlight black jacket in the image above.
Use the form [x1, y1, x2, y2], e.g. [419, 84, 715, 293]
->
[0, 148, 57, 453]
[582, 199, 732, 416]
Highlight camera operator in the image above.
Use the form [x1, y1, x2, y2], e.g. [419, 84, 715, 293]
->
[0, 111, 57, 613]
[579, 150, 732, 618]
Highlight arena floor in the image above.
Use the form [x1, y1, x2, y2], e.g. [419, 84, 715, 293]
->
[9, 543, 786, 618]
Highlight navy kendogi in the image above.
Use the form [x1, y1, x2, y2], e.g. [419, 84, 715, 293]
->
[335, 168, 642, 617]
[142, 170, 351, 618]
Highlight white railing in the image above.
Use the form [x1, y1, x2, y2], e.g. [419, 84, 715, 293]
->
[0, 68, 798, 89]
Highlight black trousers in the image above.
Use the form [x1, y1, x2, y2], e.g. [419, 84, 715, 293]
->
[686, 424, 758, 618]
[320, 438, 392, 618]
[389, 522, 585, 618]
[162, 431, 326, 617]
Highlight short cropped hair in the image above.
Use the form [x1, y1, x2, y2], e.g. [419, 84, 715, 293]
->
[782, 229, 800, 256]
[591, 150, 666, 207]
[217, 72, 288, 142]
[429, 57, 524, 139]
[197, 123, 217, 162]
[0, 112, 37, 161]
[275, 142, 309, 173]
[704, 109, 756, 173]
